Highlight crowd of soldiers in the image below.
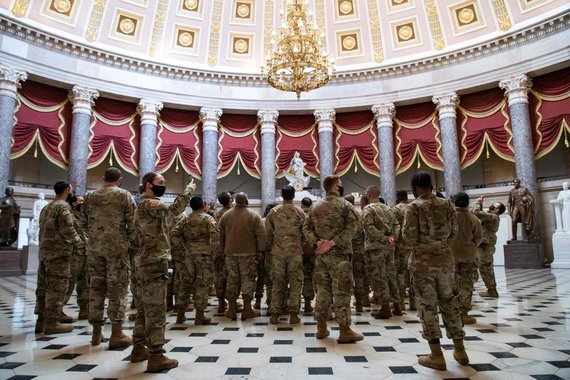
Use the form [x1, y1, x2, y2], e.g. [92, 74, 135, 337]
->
[34, 167, 505, 373]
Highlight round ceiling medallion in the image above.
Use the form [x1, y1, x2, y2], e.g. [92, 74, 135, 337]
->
[458, 8, 475, 24]
[237, 4, 250, 18]
[393, 0, 405, 4]
[53, 0, 71, 13]
[234, 38, 248, 54]
[398, 25, 414, 41]
[119, 18, 135, 35]
[178, 32, 194, 47]
[342, 35, 357, 50]
[339, 1, 353, 15]
[184, 0, 198, 11]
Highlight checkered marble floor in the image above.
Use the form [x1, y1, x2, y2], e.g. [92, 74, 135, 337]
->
[0, 267, 569, 379]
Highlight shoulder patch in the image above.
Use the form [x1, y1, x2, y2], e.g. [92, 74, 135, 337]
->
[61, 210, 71, 216]
[149, 200, 160, 207]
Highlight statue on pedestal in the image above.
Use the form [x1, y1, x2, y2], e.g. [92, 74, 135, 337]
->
[27, 192, 48, 245]
[0, 187, 21, 247]
[284, 151, 310, 191]
[550, 181, 570, 234]
[507, 178, 535, 241]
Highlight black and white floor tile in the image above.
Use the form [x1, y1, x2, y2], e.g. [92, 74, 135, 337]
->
[0, 267, 569, 379]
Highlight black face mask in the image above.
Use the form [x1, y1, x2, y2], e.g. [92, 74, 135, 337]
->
[66, 193, 74, 204]
[488, 205, 495, 212]
[74, 204, 82, 212]
[337, 185, 344, 197]
[152, 185, 166, 197]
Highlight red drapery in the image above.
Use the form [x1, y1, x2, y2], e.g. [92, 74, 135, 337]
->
[156, 108, 201, 178]
[218, 114, 260, 178]
[334, 111, 379, 176]
[276, 115, 319, 177]
[530, 68, 570, 158]
[11, 81, 72, 168]
[457, 88, 513, 167]
[90, 98, 140, 176]
[394, 102, 442, 174]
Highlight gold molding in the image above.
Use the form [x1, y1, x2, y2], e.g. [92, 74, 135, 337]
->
[263, 0, 275, 60]
[492, 0, 512, 31]
[11, 0, 30, 18]
[424, 0, 445, 50]
[149, 0, 169, 56]
[207, 0, 224, 65]
[85, 0, 106, 42]
[366, 0, 384, 63]
[314, 0, 329, 51]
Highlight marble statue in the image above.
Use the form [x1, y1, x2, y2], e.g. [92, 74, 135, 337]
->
[507, 178, 535, 240]
[0, 187, 21, 247]
[550, 181, 570, 234]
[28, 192, 48, 245]
[284, 151, 310, 191]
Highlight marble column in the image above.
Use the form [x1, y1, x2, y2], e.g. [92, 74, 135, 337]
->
[200, 107, 223, 204]
[258, 110, 279, 214]
[0, 65, 27, 192]
[372, 103, 396, 206]
[68, 85, 99, 196]
[137, 99, 163, 179]
[314, 109, 335, 196]
[433, 92, 461, 197]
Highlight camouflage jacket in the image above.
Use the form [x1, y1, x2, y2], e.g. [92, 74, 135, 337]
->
[72, 209, 87, 256]
[39, 200, 80, 260]
[80, 184, 135, 257]
[134, 192, 191, 265]
[393, 201, 412, 250]
[265, 201, 306, 256]
[352, 209, 365, 255]
[214, 206, 232, 222]
[362, 201, 400, 252]
[218, 205, 265, 256]
[450, 207, 483, 261]
[302, 195, 357, 255]
[171, 210, 220, 258]
[474, 205, 500, 245]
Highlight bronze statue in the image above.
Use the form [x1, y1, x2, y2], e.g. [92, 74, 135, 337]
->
[507, 179, 535, 240]
[0, 187, 21, 247]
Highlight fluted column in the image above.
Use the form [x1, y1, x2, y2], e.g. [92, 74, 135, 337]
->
[314, 109, 335, 196]
[0, 65, 27, 191]
[68, 85, 99, 196]
[200, 107, 223, 204]
[372, 103, 396, 206]
[137, 99, 163, 179]
[433, 92, 461, 197]
[258, 110, 279, 214]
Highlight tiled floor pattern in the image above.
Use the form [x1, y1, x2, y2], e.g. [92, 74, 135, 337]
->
[0, 267, 569, 379]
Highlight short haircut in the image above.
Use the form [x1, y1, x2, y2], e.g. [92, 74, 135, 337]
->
[141, 172, 159, 190]
[497, 202, 506, 215]
[235, 192, 248, 206]
[218, 192, 232, 207]
[453, 192, 469, 208]
[263, 202, 277, 217]
[396, 190, 408, 202]
[104, 167, 122, 182]
[411, 171, 433, 190]
[190, 196, 204, 211]
[365, 185, 380, 198]
[281, 185, 295, 201]
[301, 197, 312, 208]
[323, 175, 340, 193]
[344, 195, 355, 205]
[68, 195, 81, 205]
[54, 180, 70, 195]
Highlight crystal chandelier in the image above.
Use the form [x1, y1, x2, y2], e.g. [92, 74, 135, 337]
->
[262, 0, 334, 99]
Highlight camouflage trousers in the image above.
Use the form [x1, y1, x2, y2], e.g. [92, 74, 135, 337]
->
[184, 255, 214, 310]
[215, 255, 227, 300]
[314, 254, 353, 327]
[302, 253, 315, 301]
[477, 243, 497, 289]
[395, 245, 412, 303]
[270, 255, 303, 314]
[88, 254, 129, 325]
[132, 259, 169, 354]
[35, 256, 71, 321]
[352, 253, 368, 302]
[171, 253, 192, 309]
[64, 254, 89, 307]
[130, 252, 138, 307]
[225, 255, 257, 302]
[255, 253, 273, 305]
[454, 259, 477, 312]
[412, 264, 465, 341]
[367, 248, 399, 304]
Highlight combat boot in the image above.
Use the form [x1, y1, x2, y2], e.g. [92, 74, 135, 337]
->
[241, 300, 260, 320]
[130, 345, 149, 363]
[418, 341, 446, 371]
[195, 309, 211, 325]
[78, 305, 88, 320]
[409, 297, 417, 311]
[217, 298, 226, 313]
[304, 298, 313, 313]
[372, 304, 392, 319]
[254, 297, 262, 310]
[109, 323, 132, 348]
[289, 312, 300, 325]
[208, 285, 216, 297]
[44, 320, 73, 335]
[236, 299, 244, 312]
[479, 288, 499, 298]
[316, 319, 330, 339]
[392, 302, 403, 316]
[453, 339, 469, 365]
[225, 300, 237, 320]
[361, 296, 371, 307]
[270, 313, 279, 324]
[91, 324, 104, 345]
[34, 315, 44, 333]
[338, 326, 364, 343]
[147, 354, 178, 373]
[461, 313, 477, 325]
[176, 308, 186, 324]
[58, 311, 73, 323]
[354, 299, 363, 312]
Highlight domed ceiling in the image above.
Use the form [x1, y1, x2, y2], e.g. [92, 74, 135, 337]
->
[1, 0, 567, 75]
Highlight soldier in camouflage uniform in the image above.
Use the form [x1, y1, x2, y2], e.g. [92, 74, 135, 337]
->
[402, 172, 468, 371]
[171, 196, 219, 325]
[35, 181, 80, 334]
[450, 192, 482, 325]
[303, 175, 363, 343]
[255, 203, 276, 313]
[63, 195, 89, 320]
[474, 196, 505, 298]
[130, 172, 195, 372]
[80, 167, 135, 348]
[300, 197, 315, 313]
[362, 185, 401, 319]
[218, 192, 265, 320]
[393, 190, 414, 311]
[214, 192, 233, 313]
[266, 186, 306, 324]
[344, 195, 367, 312]
[167, 209, 188, 320]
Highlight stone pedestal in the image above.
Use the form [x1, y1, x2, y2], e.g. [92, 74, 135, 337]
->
[0, 248, 22, 276]
[504, 240, 543, 269]
[552, 234, 570, 269]
[20, 245, 39, 275]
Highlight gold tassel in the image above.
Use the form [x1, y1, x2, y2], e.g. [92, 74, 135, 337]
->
[33, 138, 38, 158]
[354, 159, 358, 173]
[109, 152, 113, 166]
[175, 155, 179, 173]
[565, 127, 569, 148]
[417, 154, 421, 169]
[486, 139, 490, 159]
[237, 160, 241, 175]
